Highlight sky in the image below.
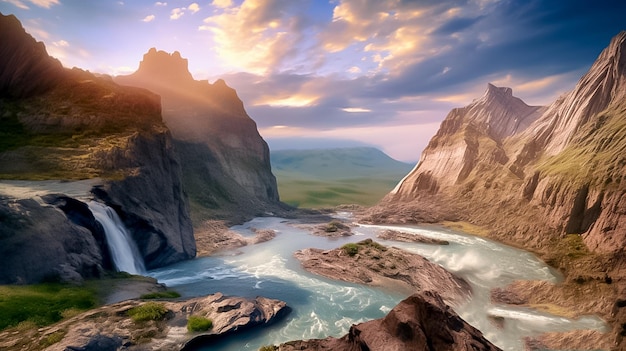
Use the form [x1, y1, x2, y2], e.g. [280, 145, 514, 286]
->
[1, 0, 625, 162]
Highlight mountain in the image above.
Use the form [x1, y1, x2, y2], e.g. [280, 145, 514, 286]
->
[115, 49, 281, 223]
[0, 13, 195, 282]
[372, 31, 626, 349]
[271, 147, 413, 207]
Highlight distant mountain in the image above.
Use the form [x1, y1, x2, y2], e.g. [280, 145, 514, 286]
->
[370, 31, 626, 349]
[271, 147, 413, 207]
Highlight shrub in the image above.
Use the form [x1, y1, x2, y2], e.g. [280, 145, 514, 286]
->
[187, 315, 213, 332]
[342, 243, 359, 256]
[40, 330, 66, 347]
[127, 302, 169, 322]
[259, 346, 278, 351]
[140, 291, 181, 299]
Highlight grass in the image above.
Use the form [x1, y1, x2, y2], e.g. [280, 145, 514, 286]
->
[536, 104, 626, 189]
[187, 315, 213, 332]
[342, 239, 387, 257]
[275, 175, 399, 208]
[259, 346, 277, 351]
[0, 283, 97, 330]
[341, 243, 359, 256]
[441, 221, 491, 237]
[140, 291, 181, 299]
[127, 302, 169, 322]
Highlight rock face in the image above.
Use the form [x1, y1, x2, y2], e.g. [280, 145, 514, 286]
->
[0, 198, 103, 284]
[115, 49, 280, 222]
[0, 13, 195, 281]
[279, 291, 500, 351]
[0, 293, 290, 351]
[374, 31, 626, 349]
[0, 13, 64, 98]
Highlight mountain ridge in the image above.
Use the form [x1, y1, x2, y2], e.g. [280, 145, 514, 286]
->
[372, 30, 626, 350]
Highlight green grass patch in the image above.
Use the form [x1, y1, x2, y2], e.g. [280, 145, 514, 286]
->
[187, 315, 213, 332]
[275, 175, 399, 208]
[39, 330, 66, 348]
[140, 291, 181, 299]
[341, 243, 359, 256]
[0, 283, 97, 330]
[127, 302, 169, 322]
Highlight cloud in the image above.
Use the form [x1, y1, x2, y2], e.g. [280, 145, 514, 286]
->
[188, 2, 200, 13]
[3, 0, 30, 10]
[154, 1, 167, 5]
[142, 14, 156, 22]
[211, 0, 232, 9]
[29, 0, 59, 8]
[52, 39, 69, 47]
[199, 0, 312, 74]
[170, 7, 184, 20]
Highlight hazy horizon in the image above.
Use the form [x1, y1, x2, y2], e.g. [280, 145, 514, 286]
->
[2, 0, 624, 161]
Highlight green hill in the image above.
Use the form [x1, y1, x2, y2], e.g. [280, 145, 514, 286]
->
[271, 147, 414, 208]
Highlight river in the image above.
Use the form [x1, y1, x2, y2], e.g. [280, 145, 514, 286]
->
[148, 215, 607, 351]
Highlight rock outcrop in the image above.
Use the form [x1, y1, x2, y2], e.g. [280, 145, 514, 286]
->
[0, 197, 103, 284]
[279, 291, 500, 351]
[115, 49, 281, 223]
[372, 31, 626, 349]
[0, 293, 290, 351]
[0, 13, 195, 281]
[294, 239, 470, 303]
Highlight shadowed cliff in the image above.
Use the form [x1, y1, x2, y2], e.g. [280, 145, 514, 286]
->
[115, 49, 282, 223]
[0, 13, 195, 282]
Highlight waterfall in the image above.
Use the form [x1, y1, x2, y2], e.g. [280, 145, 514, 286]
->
[88, 201, 146, 275]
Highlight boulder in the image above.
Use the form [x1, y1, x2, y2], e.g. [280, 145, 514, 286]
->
[279, 291, 500, 351]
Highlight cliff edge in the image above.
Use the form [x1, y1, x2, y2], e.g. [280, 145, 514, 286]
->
[0, 13, 195, 281]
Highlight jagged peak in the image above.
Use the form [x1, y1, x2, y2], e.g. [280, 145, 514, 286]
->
[0, 11, 64, 98]
[485, 83, 513, 98]
[136, 48, 193, 82]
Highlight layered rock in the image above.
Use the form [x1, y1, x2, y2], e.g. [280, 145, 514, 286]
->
[0, 293, 290, 351]
[115, 49, 280, 223]
[0, 13, 195, 280]
[374, 31, 626, 349]
[279, 291, 500, 351]
[294, 239, 470, 303]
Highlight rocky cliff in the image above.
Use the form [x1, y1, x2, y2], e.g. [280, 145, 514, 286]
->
[115, 49, 281, 223]
[0, 13, 195, 282]
[373, 31, 626, 349]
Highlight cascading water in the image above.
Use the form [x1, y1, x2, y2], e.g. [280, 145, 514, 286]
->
[88, 201, 146, 275]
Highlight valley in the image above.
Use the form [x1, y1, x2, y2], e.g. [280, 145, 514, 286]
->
[0, 7, 625, 351]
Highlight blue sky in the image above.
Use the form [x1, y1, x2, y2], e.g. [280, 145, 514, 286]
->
[1, 0, 625, 162]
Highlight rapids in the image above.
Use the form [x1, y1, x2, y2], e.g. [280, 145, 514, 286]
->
[148, 216, 606, 351]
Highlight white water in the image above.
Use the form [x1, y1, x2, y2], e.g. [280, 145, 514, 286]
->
[88, 201, 146, 275]
[148, 216, 607, 351]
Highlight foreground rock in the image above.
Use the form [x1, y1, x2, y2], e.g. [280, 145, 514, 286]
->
[0, 293, 289, 351]
[279, 291, 500, 351]
[294, 239, 470, 303]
